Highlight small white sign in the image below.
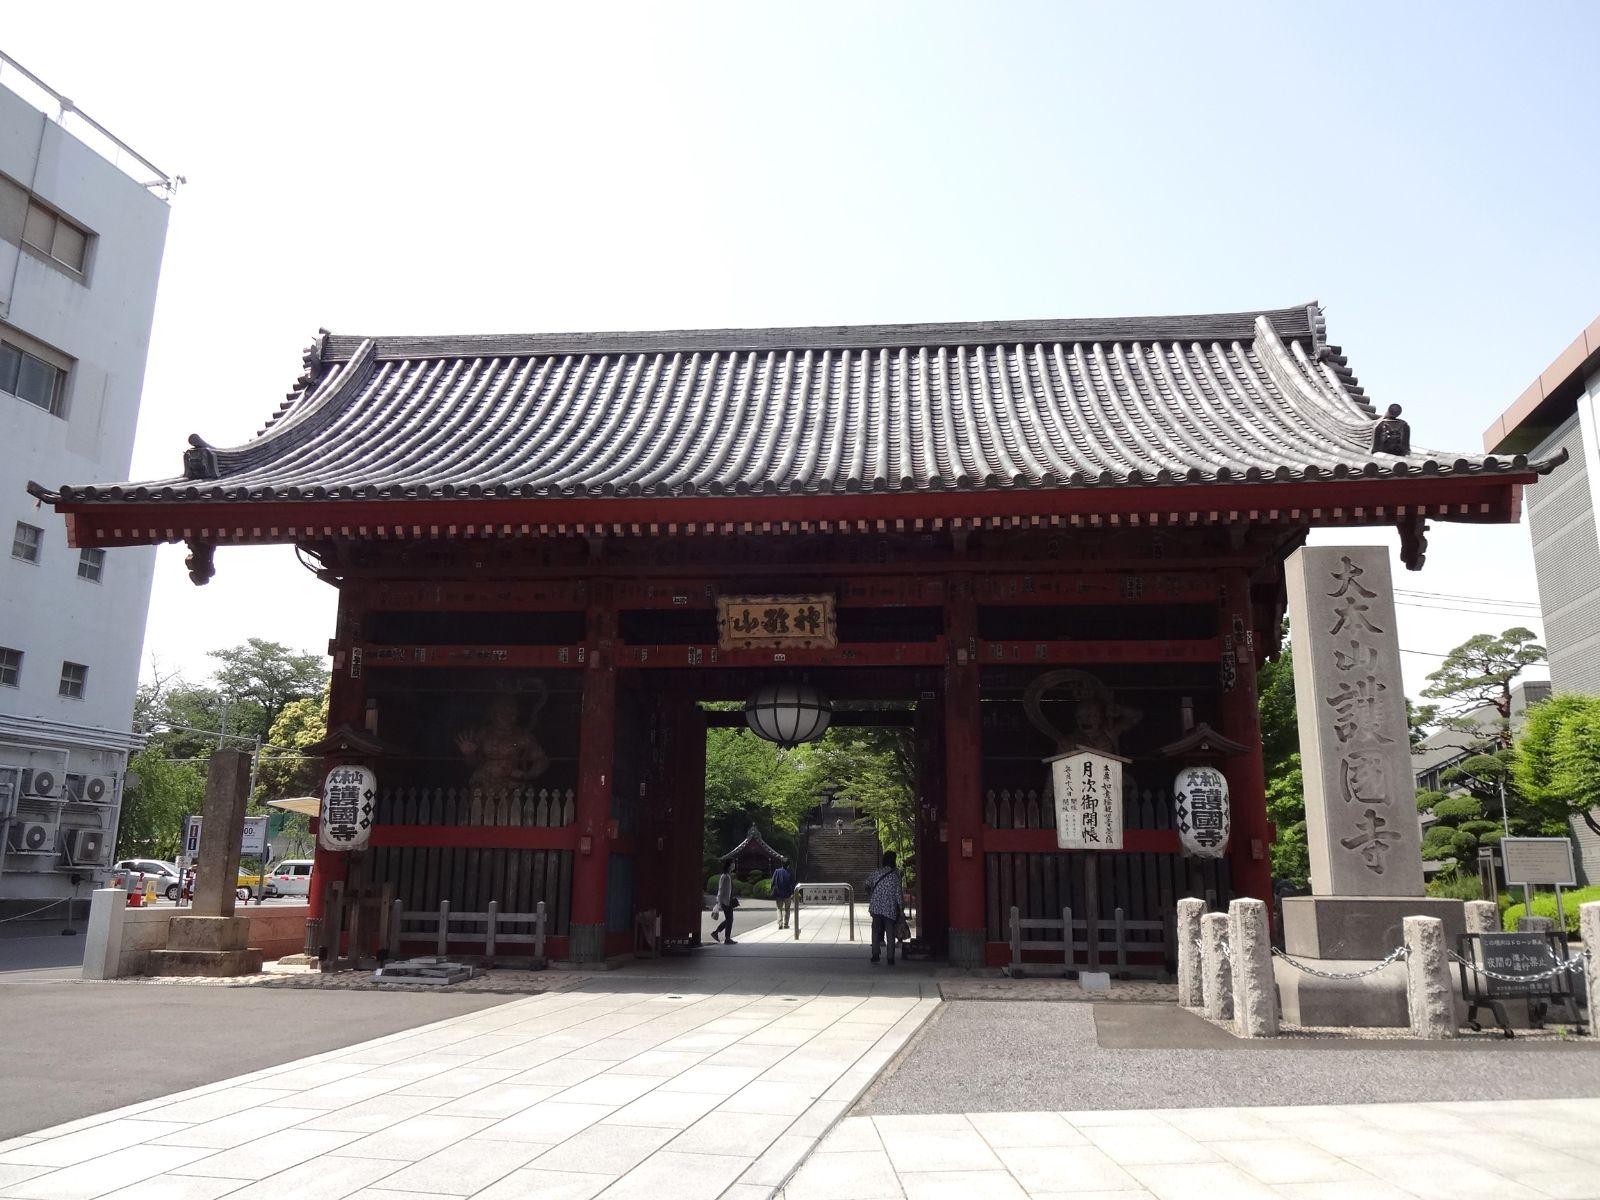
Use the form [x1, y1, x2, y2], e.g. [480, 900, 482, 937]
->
[319, 765, 377, 851]
[1049, 749, 1127, 850]
[183, 814, 270, 857]
[1500, 837, 1576, 888]
[797, 883, 852, 905]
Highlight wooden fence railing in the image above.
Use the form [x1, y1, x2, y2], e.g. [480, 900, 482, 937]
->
[392, 899, 548, 965]
[1006, 903, 1172, 980]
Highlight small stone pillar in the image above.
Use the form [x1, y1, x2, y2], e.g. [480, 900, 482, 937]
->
[1229, 898, 1278, 1038]
[1403, 916, 1455, 1039]
[81, 887, 128, 980]
[1581, 903, 1600, 1015]
[1464, 900, 1499, 936]
[1200, 912, 1232, 1021]
[1177, 898, 1206, 1008]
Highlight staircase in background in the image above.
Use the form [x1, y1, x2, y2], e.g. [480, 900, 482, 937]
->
[801, 821, 882, 892]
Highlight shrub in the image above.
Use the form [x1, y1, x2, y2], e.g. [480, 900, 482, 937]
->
[754, 878, 773, 899]
[706, 873, 723, 894]
[733, 879, 754, 898]
[1501, 885, 1600, 933]
[1425, 872, 1483, 901]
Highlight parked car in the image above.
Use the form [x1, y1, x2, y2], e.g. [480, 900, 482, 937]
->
[110, 859, 182, 899]
[264, 859, 314, 898]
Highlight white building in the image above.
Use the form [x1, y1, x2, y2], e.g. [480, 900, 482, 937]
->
[0, 54, 172, 910]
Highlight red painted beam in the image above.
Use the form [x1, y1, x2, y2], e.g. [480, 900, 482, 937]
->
[370, 825, 578, 850]
[52, 475, 1534, 549]
[359, 645, 585, 669]
[616, 642, 945, 668]
[983, 829, 1181, 854]
[977, 639, 1220, 665]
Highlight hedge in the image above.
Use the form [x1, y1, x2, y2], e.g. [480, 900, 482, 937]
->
[1501, 885, 1600, 934]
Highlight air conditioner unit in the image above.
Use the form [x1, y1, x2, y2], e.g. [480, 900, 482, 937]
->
[82, 776, 113, 804]
[20, 768, 59, 798]
[7, 821, 58, 854]
[62, 827, 108, 866]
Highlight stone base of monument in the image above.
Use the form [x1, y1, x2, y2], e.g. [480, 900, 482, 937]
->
[1277, 897, 1468, 1028]
[148, 915, 264, 978]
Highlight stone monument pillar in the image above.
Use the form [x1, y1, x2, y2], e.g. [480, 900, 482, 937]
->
[1276, 547, 1464, 1026]
[148, 749, 264, 977]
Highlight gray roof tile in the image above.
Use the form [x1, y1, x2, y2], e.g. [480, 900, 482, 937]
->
[52, 305, 1553, 504]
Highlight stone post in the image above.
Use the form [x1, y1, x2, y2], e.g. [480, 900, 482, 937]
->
[1403, 916, 1455, 1039]
[1200, 912, 1232, 1021]
[1229, 898, 1278, 1037]
[192, 749, 252, 917]
[1517, 915, 1556, 935]
[81, 887, 128, 980]
[1177, 898, 1206, 1008]
[1464, 900, 1499, 936]
[1581, 903, 1600, 1018]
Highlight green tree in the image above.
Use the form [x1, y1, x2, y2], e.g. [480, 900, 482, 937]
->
[255, 689, 329, 802]
[791, 727, 917, 886]
[116, 749, 205, 859]
[702, 726, 810, 856]
[1514, 692, 1600, 838]
[1257, 625, 1308, 886]
[1421, 627, 1546, 749]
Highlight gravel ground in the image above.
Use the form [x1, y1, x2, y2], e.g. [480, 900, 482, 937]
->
[857, 1001, 1600, 1114]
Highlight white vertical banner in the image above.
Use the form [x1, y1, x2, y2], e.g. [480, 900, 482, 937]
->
[1049, 749, 1128, 850]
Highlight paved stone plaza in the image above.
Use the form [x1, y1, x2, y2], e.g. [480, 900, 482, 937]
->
[3, 905, 1598, 1200]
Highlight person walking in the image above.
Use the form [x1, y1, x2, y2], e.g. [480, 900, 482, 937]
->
[771, 861, 796, 929]
[865, 851, 903, 965]
[711, 866, 737, 944]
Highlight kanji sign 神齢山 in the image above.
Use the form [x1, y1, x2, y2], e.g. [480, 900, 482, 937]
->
[716, 594, 837, 650]
[318, 765, 377, 851]
[1050, 749, 1127, 850]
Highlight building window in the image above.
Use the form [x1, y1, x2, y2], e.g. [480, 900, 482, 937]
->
[11, 521, 42, 563]
[1, 339, 67, 415]
[21, 198, 90, 274]
[0, 647, 20, 687]
[58, 661, 87, 699]
[77, 548, 105, 582]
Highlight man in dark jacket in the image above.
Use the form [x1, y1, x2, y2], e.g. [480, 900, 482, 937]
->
[771, 863, 796, 929]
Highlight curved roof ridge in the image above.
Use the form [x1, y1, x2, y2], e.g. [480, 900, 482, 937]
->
[317, 304, 1319, 363]
[215, 339, 380, 474]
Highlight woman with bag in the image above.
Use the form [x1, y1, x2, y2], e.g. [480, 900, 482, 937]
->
[865, 851, 903, 965]
[711, 866, 738, 944]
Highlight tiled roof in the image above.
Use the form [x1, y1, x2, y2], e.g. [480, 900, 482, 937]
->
[47, 304, 1554, 505]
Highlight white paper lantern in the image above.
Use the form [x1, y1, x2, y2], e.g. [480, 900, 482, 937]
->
[319, 764, 377, 851]
[744, 681, 832, 749]
[1173, 765, 1230, 859]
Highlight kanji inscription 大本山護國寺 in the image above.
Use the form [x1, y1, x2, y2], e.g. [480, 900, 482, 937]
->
[716, 594, 837, 649]
[1287, 547, 1424, 897]
[1050, 749, 1127, 851]
[318, 764, 377, 851]
[1174, 765, 1230, 859]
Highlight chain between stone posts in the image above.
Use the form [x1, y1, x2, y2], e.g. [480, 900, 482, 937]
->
[1445, 946, 1592, 985]
[1270, 944, 1409, 980]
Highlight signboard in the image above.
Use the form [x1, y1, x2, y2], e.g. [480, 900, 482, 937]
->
[1173, 766, 1229, 859]
[1476, 933, 1561, 998]
[716, 594, 836, 650]
[318, 765, 377, 851]
[1049, 749, 1127, 850]
[183, 815, 269, 858]
[1500, 837, 1576, 888]
[796, 883, 852, 905]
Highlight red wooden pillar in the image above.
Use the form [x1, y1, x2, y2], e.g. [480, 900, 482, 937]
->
[570, 584, 618, 962]
[309, 585, 365, 922]
[943, 576, 985, 967]
[673, 700, 708, 945]
[915, 697, 948, 954]
[1219, 570, 1274, 915]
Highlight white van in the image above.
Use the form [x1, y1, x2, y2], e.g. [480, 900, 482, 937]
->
[264, 859, 314, 897]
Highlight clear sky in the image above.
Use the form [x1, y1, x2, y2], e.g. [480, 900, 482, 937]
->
[6, 1, 1594, 700]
